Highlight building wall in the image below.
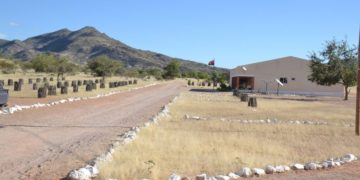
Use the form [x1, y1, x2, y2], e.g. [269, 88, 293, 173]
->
[230, 56, 344, 96]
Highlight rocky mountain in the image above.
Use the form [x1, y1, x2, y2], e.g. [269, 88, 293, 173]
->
[0, 26, 227, 73]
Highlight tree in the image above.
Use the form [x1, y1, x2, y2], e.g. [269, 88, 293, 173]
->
[55, 57, 79, 80]
[87, 55, 123, 78]
[19, 61, 33, 74]
[30, 54, 57, 73]
[309, 39, 357, 100]
[196, 71, 209, 80]
[30, 54, 79, 78]
[163, 60, 181, 79]
[0, 59, 17, 74]
[146, 68, 163, 80]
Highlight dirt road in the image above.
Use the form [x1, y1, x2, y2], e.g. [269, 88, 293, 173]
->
[0, 82, 187, 180]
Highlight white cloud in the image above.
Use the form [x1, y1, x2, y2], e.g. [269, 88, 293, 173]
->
[0, 33, 7, 39]
[9, 22, 20, 27]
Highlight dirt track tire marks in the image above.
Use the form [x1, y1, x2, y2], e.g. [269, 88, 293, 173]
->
[0, 82, 187, 180]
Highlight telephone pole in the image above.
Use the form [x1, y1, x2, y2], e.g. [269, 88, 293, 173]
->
[356, 29, 360, 136]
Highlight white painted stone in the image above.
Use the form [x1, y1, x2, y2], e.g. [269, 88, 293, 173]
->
[291, 163, 304, 170]
[227, 172, 239, 179]
[275, 165, 285, 173]
[265, 165, 276, 174]
[85, 165, 99, 177]
[283, 165, 290, 171]
[304, 163, 318, 170]
[68, 167, 92, 180]
[215, 175, 230, 180]
[236, 167, 252, 177]
[341, 154, 357, 162]
[252, 168, 265, 176]
[168, 173, 181, 180]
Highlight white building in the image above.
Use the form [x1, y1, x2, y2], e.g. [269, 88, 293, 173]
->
[229, 56, 344, 96]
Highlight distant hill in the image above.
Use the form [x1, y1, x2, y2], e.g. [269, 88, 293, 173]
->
[0, 26, 227, 73]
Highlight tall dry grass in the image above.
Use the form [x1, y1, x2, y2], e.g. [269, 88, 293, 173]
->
[98, 92, 360, 179]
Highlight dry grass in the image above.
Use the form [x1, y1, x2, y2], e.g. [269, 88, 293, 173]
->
[0, 72, 157, 99]
[98, 92, 360, 179]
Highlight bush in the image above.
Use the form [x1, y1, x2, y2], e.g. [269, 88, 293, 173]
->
[217, 83, 232, 91]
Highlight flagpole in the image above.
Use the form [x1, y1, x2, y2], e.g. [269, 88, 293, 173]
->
[356, 28, 360, 136]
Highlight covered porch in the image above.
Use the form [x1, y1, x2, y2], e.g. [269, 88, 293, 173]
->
[231, 76, 255, 90]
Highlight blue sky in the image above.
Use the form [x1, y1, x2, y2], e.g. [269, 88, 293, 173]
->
[0, 0, 359, 68]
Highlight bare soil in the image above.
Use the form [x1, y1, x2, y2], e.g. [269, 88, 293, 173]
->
[0, 82, 187, 180]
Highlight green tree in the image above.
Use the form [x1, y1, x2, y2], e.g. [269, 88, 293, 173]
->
[30, 54, 57, 72]
[146, 68, 163, 80]
[87, 55, 123, 78]
[0, 59, 17, 74]
[309, 39, 357, 100]
[55, 57, 79, 80]
[196, 71, 209, 80]
[19, 61, 33, 74]
[163, 60, 181, 79]
[30, 54, 79, 78]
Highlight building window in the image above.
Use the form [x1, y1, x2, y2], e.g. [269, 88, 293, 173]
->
[279, 77, 288, 84]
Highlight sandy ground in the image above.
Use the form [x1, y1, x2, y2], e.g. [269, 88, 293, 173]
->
[0, 82, 187, 180]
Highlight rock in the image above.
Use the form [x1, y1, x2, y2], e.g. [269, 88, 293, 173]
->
[169, 173, 181, 180]
[195, 173, 207, 180]
[236, 167, 252, 177]
[265, 165, 276, 174]
[68, 168, 91, 180]
[275, 165, 285, 173]
[283, 165, 290, 171]
[334, 161, 341, 166]
[227, 172, 239, 179]
[304, 163, 318, 170]
[291, 163, 304, 170]
[215, 175, 230, 180]
[252, 168, 265, 176]
[85, 165, 99, 177]
[184, 114, 190, 119]
[208, 177, 217, 180]
[322, 161, 328, 169]
[341, 154, 357, 163]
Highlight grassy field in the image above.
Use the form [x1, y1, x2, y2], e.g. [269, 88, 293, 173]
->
[0, 72, 157, 99]
[98, 91, 360, 179]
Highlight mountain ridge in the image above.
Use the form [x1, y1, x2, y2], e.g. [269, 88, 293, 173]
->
[0, 26, 227, 73]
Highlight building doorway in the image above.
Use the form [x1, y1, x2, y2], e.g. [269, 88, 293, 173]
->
[232, 76, 254, 90]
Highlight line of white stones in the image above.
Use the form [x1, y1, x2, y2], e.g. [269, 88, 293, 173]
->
[184, 115, 355, 128]
[169, 153, 359, 180]
[66, 95, 178, 180]
[0, 83, 158, 115]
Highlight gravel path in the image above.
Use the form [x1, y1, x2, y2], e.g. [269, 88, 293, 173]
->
[0, 82, 187, 180]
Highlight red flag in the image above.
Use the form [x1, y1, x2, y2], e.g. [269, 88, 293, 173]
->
[208, 59, 215, 66]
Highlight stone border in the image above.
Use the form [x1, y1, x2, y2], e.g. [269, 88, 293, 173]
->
[66, 95, 359, 180]
[168, 153, 359, 180]
[0, 83, 158, 115]
[66, 95, 178, 180]
[184, 115, 355, 128]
